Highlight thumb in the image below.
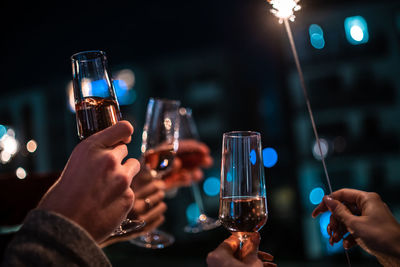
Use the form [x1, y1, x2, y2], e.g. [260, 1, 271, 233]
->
[324, 196, 354, 226]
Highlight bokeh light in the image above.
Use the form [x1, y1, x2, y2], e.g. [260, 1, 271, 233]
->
[186, 202, 201, 225]
[0, 125, 6, 139]
[16, 167, 27, 179]
[309, 24, 325, 49]
[344, 16, 369, 45]
[309, 187, 325, 205]
[2, 135, 18, 155]
[203, 177, 220, 196]
[312, 138, 329, 160]
[26, 140, 38, 153]
[263, 147, 278, 168]
[0, 151, 11, 163]
[319, 211, 331, 238]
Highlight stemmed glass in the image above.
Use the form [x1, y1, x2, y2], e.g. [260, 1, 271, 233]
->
[219, 131, 268, 259]
[129, 98, 180, 249]
[179, 107, 221, 233]
[71, 50, 145, 236]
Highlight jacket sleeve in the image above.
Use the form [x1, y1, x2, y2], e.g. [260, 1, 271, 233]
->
[1, 209, 111, 267]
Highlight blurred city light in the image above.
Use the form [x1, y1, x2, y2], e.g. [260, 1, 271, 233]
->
[344, 16, 369, 45]
[0, 151, 11, 163]
[309, 187, 325, 205]
[309, 24, 325, 49]
[115, 69, 135, 88]
[312, 138, 329, 160]
[0, 125, 6, 139]
[26, 140, 38, 153]
[186, 202, 201, 225]
[263, 147, 278, 168]
[16, 167, 27, 179]
[319, 211, 331, 238]
[2, 135, 18, 155]
[203, 177, 220, 196]
[67, 82, 75, 113]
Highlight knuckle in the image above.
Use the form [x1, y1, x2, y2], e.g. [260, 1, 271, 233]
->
[367, 192, 381, 201]
[104, 153, 118, 169]
[116, 173, 131, 188]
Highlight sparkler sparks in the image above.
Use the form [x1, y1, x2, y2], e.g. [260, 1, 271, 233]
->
[268, 0, 301, 23]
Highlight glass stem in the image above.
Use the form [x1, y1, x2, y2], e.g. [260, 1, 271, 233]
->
[191, 182, 205, 216]
[234, 233, 251, 260]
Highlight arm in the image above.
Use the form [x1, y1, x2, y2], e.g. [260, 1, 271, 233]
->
[2, 121, 140, 265]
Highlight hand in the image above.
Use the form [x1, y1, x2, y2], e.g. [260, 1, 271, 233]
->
[207, 233, 276, 267]
[163, 139, 213, 191]
[100, 179, 167, 247]
[38, 121, 140, 243]
[312, 189, 400, 265]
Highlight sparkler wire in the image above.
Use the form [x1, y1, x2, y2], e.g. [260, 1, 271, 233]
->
[283, 18, 351, 266]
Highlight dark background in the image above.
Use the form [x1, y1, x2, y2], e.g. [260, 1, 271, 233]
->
[1, 0, 400, 266]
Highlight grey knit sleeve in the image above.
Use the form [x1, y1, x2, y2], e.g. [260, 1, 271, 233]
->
[1, 209, 111, 267]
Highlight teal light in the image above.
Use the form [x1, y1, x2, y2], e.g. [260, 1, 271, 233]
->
[263, 147, 278, 168]
[309, 187, 325, 205]
[319, 211, 331, 238]
[186, 203, 200, 225]
[0, 125, 6, 139]
[203, 177, 220, 196]
[344, 16, 369, 45]
[309, 24, 325, 49]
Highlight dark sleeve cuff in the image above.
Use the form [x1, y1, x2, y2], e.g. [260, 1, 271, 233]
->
[3, 209, 111, 266]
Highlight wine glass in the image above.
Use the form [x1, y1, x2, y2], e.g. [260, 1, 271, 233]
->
[129, 98, 180, 249]
[71, 50, 145, 236]
[179, 107, 221, 233]
[219, 131, 268, 259]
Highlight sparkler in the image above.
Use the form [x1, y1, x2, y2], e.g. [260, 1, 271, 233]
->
[266, 0, 351, 265]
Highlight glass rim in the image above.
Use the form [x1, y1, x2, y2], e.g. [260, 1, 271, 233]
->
[149, 97, 181, 106]
[223, 131, 261, 138]
[71, 50, 106, 62]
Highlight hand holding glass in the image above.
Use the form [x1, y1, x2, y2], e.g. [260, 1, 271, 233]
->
[71, 50, 145, 236]
[219, 131, 268, 259]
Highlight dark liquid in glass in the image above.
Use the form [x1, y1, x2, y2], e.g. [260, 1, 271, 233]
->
[219, 196, 268, 233]
[75, 96, 121, 140]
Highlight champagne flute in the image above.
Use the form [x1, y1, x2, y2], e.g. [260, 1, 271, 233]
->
[71, 50, 145, 236]
[129, 98, 180, 249]
[219, 131, 268, 259]
[179, 107, 221, 233]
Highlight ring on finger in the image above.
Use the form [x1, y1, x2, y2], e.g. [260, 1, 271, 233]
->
[144, 198, 153, 210]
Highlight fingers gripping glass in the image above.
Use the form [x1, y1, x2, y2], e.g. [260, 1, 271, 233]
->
[179, 108, 220, 233]
[219, 131, 268, 259]
[129, 98, 180, 249]
[71, 50, 145, 236]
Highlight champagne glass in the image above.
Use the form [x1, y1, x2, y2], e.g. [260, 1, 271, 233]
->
[129, 98, 180, 249]
[219, 131, 268, 259]
[71, 50, 145, 236]
[179, 107, 221, 233]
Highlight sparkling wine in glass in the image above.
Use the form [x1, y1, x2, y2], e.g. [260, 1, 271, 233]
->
[179, 107, 220, 233]
[219, 131, 268, 259]
[71, 50, 145, 236]
[129, 98, 180, 249]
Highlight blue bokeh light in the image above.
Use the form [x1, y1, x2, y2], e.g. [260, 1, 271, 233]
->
[250, 149, 256, 165]
[203, 177, 220, 196]
[263, 147, 278, 168]
[309, 24, 325, 49]
[186, 203, 200, 225]
[226, 172, 233, 182]
[90, 79, 109, 97]
[327, 239, 343, 254]
[113, 80, 137, 105]
[0, 125, 6, 139]
[344, 16, 369, 45]
[319, 211, 331, 238]
[309, 187, 325, 205]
